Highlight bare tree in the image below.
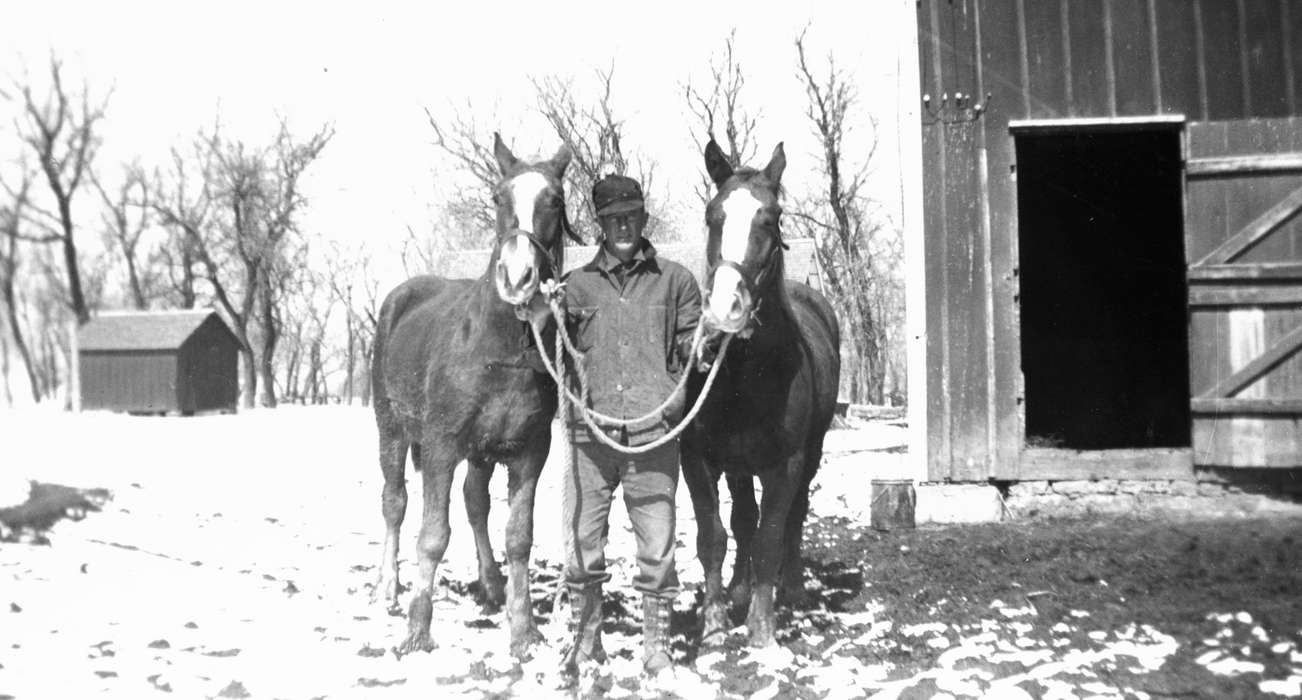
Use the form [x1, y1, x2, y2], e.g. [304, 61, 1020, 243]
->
[684, 28, 761, 207]
[0, 173, 41, 403]
[425, 102, 506, 237]
[153, 118, 332, 409]
[150, 136, 215, 310]
[533, 66, 666, 241]
[253, 123, 334, 408]
[92, 163, 156, 309]
[3, 56, 109, 325]
[792, 29, 902, 404]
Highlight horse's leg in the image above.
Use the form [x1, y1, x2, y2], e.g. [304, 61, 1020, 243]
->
[777, 453, 818, 609]
[725, 473, 758, 610]
[464, 457, 506, 614]
[396, 441, 458, 656]
[371, 427, 409, 609]
[503, 448, 546, 659]
[746, 460, 800, 648]
[682, 440, 729, 646]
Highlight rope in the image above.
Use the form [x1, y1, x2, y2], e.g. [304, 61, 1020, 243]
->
[529, 298, 732, 456]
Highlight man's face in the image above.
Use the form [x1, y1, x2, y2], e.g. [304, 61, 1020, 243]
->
[599, 208, 648, 263]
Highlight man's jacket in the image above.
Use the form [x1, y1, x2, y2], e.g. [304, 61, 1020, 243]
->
[562, 241, 702, 446]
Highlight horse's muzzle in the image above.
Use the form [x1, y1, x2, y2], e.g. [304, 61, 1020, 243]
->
[494, 232, 543, 305]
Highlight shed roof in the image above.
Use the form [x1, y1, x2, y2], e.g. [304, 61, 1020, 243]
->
[79, 310, 229, 352]
[429, 238, 821, 289]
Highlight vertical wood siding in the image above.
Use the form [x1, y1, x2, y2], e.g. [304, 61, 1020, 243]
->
[919, 0, 1302, 479]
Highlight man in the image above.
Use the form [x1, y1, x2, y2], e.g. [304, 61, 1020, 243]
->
[559, 173, 701, 680]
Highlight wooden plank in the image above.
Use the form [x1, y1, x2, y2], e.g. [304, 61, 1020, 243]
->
[1184, 121, 1230, 263]
[1199, 0, 1247, 120]
[1187, 153, 1302, 177]
[1161, 0, 1197, 117]
[1289, 1, 1302, 114]
[1018, 447, 1194, 480]
[1188, 285, 1302, 306]
[1189, 262, 1302, 281]
[1232, 121, 1294, 264]
[1201, 320, 1302, 398]
[1068, 0, 1109, 117]
[1196, 183, 1302, 265]
[1109, 0, 1156, 115]
[1024, 0, 1067, 118]
[1194, 416, 1302, 466]
[979, 0, 1026, 479]
[1193, 397, 1302, 414]
[921, 33, 951, 483]
[1243, 0, 1290, 117]
[943, 120, 989, 481]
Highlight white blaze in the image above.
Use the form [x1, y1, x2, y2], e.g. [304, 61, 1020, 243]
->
[510, 171, 548, 233]
[719, 188, 762, 263]
[498, 171, 549, 293]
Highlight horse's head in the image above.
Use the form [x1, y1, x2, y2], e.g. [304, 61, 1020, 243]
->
[490, 133, 577, 306]
[701, 139, 788, 336]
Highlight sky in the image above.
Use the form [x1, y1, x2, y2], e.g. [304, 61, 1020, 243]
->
[1, 0, 913, 288]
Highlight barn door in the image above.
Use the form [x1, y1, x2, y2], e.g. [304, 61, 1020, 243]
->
[1186, 118, 1302, 467]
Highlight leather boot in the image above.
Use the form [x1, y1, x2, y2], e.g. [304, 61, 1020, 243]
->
[561, 585, 605, 680]
[642, 594, 673, 675]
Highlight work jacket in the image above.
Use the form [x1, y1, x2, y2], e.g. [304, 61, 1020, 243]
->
[562, 240, 702, 446]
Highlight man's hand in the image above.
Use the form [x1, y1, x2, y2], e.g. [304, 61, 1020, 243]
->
[696, 330, 725, 372]
[514, 292, 553, 333]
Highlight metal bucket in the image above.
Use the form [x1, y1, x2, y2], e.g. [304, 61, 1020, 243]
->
[870, 479, 916, 531]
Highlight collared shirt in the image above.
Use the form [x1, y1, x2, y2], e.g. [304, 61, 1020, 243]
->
[563, 240, 702, 446]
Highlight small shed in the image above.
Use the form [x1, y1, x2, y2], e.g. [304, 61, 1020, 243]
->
[78, 310, 239, 414]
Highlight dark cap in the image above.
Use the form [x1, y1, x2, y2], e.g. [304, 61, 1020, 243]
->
[592, 175, 645, 216]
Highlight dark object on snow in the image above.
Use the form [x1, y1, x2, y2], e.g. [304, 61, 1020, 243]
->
[78, 309, 238, 415]
[370, 134, 577, 660]
[0, 482, 112, 541]
[683, 140, 843, 649]
[870, 480, 917, 531]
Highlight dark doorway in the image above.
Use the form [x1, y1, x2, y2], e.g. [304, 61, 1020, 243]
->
[1016, 127, 1191, 450]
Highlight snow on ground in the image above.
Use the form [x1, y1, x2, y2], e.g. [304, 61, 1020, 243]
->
[0, 406, 906, 699]
[5, 407, 1296, 698]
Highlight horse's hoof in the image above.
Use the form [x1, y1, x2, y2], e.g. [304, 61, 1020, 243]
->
[509, 628, 543, 660]
[472, 578, 507, 614]
[394, 634, 436, 658]
[701, 603, 730, 646]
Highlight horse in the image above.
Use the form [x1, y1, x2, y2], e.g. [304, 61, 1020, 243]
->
[370, 133, 577, 658]
[681, 139, 842, 648]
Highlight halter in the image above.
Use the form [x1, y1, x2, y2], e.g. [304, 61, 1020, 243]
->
[499, 229, 561, 281]
[709, 233, 786, 300]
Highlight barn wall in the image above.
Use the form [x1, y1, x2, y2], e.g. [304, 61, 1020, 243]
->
[178, 317, 239, 413]
[918, 0, 1302, 480]
[80, 351, 178, 413]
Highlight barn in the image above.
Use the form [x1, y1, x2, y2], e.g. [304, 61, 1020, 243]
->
[908, 0, 1302, 483]
[78, 310, 239, 415]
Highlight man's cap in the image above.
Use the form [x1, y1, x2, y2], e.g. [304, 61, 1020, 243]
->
[592, 175, 645, 216]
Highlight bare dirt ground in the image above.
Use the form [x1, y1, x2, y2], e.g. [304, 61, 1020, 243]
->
[2, 407, 1301, 699]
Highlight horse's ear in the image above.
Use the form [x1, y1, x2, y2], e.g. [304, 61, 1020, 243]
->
[551, 145, 572, 176]
[493, 132, 520, 175]
[764, 142, 786, 184]
[704, 139, 733, 186]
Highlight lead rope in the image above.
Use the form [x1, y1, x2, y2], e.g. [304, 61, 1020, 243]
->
[530, 296, 732, 456]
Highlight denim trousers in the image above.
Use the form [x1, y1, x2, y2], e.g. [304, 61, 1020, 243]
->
[562, 433, 680, 599]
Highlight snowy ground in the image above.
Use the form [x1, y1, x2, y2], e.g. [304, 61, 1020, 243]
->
[2, 406, 1299, 699]
[0, 406, 903, 699]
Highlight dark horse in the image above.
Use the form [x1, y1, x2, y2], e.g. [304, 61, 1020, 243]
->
[371, 134, 576, 657]
[682, 140, 842, 648]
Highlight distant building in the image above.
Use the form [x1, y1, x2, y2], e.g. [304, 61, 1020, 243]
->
[429, 238, 824, 291]
[78, 310, 239, 415]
